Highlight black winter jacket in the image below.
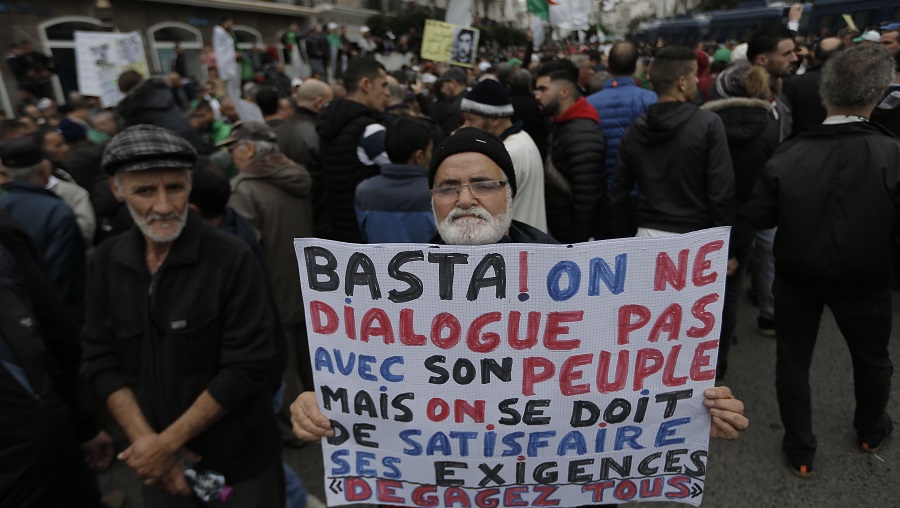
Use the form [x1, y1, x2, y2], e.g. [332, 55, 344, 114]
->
[547, 97, 606, 243]
[783, 67, 825, 135]
[701, 97, 779, 259]
[117, 78, 207, 154]
[511, 90, 550, 161]
[316, 99, 382, 242]
[701, 97, 779, 207]
[750, 122, 900, 290]
[82, 215, 280, 482]
[0, 246, 98, 507]
[612, 101, 734, 235]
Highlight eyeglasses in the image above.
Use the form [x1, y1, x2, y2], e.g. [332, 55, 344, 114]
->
[431, 180, 508, 201]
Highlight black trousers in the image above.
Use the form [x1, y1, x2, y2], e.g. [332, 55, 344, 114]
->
[716, 213, 756, 379]
[774, 278, 894, 465]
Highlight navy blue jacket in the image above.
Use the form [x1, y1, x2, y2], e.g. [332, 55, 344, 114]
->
[587, 77, 657, 194]
[355, 164, 436, 243]
[0, 182, 85, 319]
[0, 244, 98, 507]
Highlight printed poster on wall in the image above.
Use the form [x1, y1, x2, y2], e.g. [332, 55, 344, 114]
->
[421, 19, 480, 68]
[75, 31, 149, 108]
[294, 228, 730, 507]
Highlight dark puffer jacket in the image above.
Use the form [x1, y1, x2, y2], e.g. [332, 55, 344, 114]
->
[702, 96, 779, 259]
[546, 97, 606, 243]
[316, 99, 382, 242]
[702, 98, 779, 206]
[117, 78, 207, 154]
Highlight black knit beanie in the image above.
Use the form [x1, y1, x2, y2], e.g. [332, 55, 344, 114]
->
[427, 127, 517, 196]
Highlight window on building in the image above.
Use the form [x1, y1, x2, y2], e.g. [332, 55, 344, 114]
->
[38, 17, 110, 102]
[148, 23, 203, 81]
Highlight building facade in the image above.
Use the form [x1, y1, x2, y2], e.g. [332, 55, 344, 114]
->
[0, 0, 378, 114]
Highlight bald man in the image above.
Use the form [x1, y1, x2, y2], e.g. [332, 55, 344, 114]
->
[784, 37, 843, 135]
[381, 75, 410, 122]
[269, 78, 334, 440]
[274, 78, 333, 238]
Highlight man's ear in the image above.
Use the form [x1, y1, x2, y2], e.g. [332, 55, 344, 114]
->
[109, 176, 124, 202]
[411, 148, 425, 166]
[359, 76, 371, 94]
[39, 159, 53, 179]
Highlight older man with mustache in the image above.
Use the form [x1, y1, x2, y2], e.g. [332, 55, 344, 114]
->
[82, 125, 283, 507]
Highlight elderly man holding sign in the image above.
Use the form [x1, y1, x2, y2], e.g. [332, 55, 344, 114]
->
[291, 128, 748, 507]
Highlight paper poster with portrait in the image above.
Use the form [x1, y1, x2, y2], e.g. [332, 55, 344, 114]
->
[421, 19, 480, 68]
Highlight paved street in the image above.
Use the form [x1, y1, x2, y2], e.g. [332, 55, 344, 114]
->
[98, 289, 900, 506]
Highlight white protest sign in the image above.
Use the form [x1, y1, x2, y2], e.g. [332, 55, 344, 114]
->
[75, 31, 149, 108]
[294, 228, 729, 507]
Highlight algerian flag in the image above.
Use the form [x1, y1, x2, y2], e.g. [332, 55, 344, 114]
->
[530, 0, 593, 32]
[527, 0, 549, 20]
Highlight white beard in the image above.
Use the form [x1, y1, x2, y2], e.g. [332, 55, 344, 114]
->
[126, 202, 188, 244]
[434, 193, 513, 245]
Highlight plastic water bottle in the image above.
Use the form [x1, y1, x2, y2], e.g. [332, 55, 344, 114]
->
[183, 459, 234, 502]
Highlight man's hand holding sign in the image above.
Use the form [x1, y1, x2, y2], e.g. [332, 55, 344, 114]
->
[292, 386, 746, 441]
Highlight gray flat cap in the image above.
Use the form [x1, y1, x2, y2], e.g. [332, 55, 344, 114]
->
[102, 124, 197, 176]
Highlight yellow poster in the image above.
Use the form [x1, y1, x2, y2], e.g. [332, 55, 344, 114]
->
[841, 14, 859, 32]
[421, 19, 480, 68]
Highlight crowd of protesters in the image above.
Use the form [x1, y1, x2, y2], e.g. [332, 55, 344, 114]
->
[0, 6, 897, 506]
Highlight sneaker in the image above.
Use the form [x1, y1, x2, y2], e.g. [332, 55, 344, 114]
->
[860, 417, 894, 453]
[757, 316, 776, 337]
[786, 457, 813, 479]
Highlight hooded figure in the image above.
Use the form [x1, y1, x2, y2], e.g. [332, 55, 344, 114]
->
[700, 62, 780, 379]
[117, 77, 208, 154]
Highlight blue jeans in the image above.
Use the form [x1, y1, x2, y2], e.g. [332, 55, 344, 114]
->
[752, 227, 776, 320]
[274, 384, 309, 508]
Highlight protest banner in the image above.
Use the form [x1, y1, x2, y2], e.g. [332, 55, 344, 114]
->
[421, 19, 480, 68]
[75, 31, 149, 107]
[294, 228, 729, 507]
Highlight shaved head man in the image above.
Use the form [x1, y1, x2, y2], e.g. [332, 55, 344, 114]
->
[294, 79, 334, 113]
[275, 78, 334, 239]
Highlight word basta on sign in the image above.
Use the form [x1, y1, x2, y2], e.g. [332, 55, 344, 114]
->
[294, 227, 729, 507]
